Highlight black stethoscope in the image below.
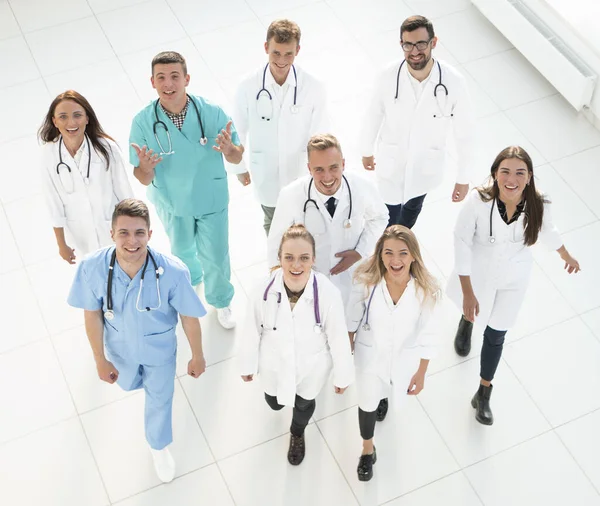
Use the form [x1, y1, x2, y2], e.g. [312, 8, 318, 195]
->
[489, 198, 497, 244]
[303, 175, 353, 229]
[56, 134, 92, 187]
[394, 60, 452, 118]
[153, 94, 207, 156]
[104, 247, 164, 321]
[256, 63, 298, 121]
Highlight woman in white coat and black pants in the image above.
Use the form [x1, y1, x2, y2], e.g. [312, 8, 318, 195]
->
[39, 90, 133, 264]
[448, 146, 580, 426]
[239, 224, 354, 465]
[347, 225, 442, 481]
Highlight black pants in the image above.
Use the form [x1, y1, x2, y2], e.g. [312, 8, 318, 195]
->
[264, 393, 316, 437]
[480, 326, 507, 382]
[358, 407, 378, 440]
[386, 194, 427, 229]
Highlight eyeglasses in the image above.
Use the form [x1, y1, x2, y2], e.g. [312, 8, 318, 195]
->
[401, 39, 432, 52]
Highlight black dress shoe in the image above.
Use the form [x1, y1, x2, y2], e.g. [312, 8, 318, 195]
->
[471, 384, 494, 425]
[357, 447, 377, 482]
[454, 316, 473, 357]
[376, 398, 389, 422]
[287, 433, 306, 465]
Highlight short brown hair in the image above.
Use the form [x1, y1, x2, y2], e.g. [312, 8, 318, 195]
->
[151, 51, 187, 75]
[266, 19, 301, 45]
[400, 15, 435, 40]
[112, 199, 151, 230]
[306, 133, 343, 157]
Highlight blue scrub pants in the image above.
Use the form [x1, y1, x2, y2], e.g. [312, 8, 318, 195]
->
[115, 358, 177, 450]
[156, 206, 234, 308]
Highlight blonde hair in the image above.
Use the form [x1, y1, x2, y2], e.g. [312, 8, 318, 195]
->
[270, 224, 316, 272]
[266, 19, 301, 45]
[354, 225, 440, 304]
[306, 133, 343, 158]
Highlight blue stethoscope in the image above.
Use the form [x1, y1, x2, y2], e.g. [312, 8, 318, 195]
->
[257, 63, 298, 121]
[56, 135, 92, 193]
[394, 59, 452, 118]
[261, 274, 322, 334]
[303, 175, 353, 229]
[153, 94, 207, 156]
[361, 287, 377, 331]
[104, 247, 164, 321]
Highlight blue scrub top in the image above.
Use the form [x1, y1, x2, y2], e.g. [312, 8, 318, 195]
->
[68, 246, 206, 366]
[129, 95, 240, 217]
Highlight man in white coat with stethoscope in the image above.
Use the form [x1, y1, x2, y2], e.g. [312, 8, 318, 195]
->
[231, 19, 329, 234]
[268, 134, 389, 305]
[361, 15, 476, 228]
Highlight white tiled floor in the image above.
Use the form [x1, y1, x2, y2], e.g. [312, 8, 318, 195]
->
[2, 0, 599, 505]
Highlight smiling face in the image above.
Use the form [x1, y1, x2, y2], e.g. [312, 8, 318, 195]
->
[495, 157, 531, 204]
[381, 238, 414, 281]
[280, 237, 314, 290]
[308, 147, 345, 196]
[401, 27, 437, 71]
[151, 63, 190, 109]
[52, 99, 88, 143]
[111, 215, 153, 265]
[265, 39, 300, 83]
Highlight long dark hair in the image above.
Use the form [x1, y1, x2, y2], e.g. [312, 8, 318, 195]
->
[477, 146, 547, 246]
[38, 90, 115, 169]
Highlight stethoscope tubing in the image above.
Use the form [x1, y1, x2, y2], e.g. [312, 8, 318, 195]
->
[303, 175, 352, 224]
[57, 134, 92, 182]
[152, 94, 207, 154]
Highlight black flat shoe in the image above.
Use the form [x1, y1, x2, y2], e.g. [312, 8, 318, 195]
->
[357, 447, 377, 482]
[376, 398, 389, 422]
[471, 384, 494, 425]
[287, 433, 306, 465]
[454, 316, 473, 357]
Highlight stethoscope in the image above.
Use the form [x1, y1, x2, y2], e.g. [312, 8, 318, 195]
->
[361, 287, 377, 331]
[303, 175, 353, 229]
[261, 274, 322, 334]
[56, 135, 92, 192]
[153, 94, 207, 156]
[394, 60, 452, 118]
[104, 247, 164, 321]
[256, 63, 298, 121]
[489, 198, 497, 244]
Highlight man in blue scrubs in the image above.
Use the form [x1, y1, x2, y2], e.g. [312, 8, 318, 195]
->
[68, 199, 207, 483]
[129, 51, 244, 329]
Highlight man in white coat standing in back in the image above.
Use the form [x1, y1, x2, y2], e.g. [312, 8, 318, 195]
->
[268, 134, 389, 305]
[361, 15, 476, 228]
[231, 19, 330, 235]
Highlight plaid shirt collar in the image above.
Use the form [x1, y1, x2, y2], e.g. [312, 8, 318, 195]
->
[160, 95, 190, 131]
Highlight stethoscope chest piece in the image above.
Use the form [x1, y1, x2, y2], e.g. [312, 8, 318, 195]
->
[362, 322, 371, 331]
[343, 218, 352, 229]
[489, 237, 496, 244]
[290, 104, 298, 114]
[200, 137, 208, 146]
[313, 323, 323, 334]
[104, 310, 115, 321]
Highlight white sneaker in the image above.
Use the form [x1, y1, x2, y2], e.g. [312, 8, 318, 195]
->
[217, 306, 236, 329]
[150, 446, 176, 483]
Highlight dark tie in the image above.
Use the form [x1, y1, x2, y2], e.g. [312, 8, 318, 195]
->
[326, 197, 336, 218]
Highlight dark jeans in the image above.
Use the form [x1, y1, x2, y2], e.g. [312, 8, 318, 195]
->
[358, 407, 378, 440]
[480, 326, 507, 382]
[264, 393, 316, 437]
[386, 194, 427, 228]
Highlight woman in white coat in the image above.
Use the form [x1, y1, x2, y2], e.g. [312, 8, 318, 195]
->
[239, 224, 354, 465]
[347, 225, 442, 481]
[448, 146, 580, 426]
[39, 90, 133, 264]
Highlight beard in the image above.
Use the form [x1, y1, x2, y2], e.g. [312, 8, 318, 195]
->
[406, 53, 431, 71]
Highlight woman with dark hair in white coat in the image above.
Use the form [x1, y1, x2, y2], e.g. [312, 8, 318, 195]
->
[448, 146, 580, 426]
[239, 224, 354, 466]
[347, 225, 442, 481]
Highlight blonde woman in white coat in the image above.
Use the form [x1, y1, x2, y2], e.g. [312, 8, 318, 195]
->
[39, 90, 133, 264]
[347, 225, 442, 481]
[448, 146, 580, 426]
[239, 224, 354, 465]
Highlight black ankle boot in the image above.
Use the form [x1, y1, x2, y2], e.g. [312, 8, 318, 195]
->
[357, 447, 377, 481]
[471, 384, 494, 425]
[287, 433, 306, 465]
[376, 398, 389, 422]
[454, 316, 473, 357]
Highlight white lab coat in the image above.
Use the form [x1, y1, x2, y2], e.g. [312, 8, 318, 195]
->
[447, 190, 563, 330]
[347, 279, 441, 412]
[40, 138, 134, 256]
[360, 59, 476, 205]
[238, 269, 354, 406]
[231, 65, 330, 207]
[267, 173, 389, 305]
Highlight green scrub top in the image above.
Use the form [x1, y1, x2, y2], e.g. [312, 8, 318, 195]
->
[129, 95, 240, 217]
